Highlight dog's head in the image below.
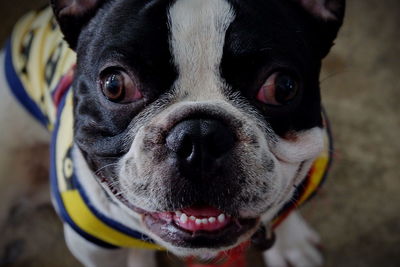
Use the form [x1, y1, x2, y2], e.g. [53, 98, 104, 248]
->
[51, 0, 344, 256]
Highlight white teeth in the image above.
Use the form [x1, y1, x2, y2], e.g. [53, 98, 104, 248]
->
[180, 213, 188, 223]
[217, 214, 225, 223]
[176, 212, 228, 225]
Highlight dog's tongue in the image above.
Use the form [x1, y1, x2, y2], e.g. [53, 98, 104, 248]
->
[173, 206, 231, 232]
[181, 206, 222, 217]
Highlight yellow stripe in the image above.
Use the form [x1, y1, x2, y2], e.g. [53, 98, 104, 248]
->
[296, 128, 331, 206]
[296, 155, 328, 206]
[11, 7, 76, 128]
[62, 190, 164, 250]
[55, 91, 74, 192]
[57, 93, 163, 249]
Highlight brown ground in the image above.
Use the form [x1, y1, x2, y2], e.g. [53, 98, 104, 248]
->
[0, 0, 399, 266]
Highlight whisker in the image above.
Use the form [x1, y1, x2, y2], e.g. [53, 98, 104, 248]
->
[320, 68, 351, 85]
[94, 163, 119, 175]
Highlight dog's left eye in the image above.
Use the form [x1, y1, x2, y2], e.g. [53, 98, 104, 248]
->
[100, 70, 142, 103]
[257, 72, 299, 106]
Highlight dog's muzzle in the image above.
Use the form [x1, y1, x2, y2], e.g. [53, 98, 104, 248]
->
[138, 117, 259, 248]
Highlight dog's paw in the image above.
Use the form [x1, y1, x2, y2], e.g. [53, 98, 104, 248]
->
[262, 212, 323, 267]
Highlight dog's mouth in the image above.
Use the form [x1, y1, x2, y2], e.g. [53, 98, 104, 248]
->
[142, 206, 259, 248]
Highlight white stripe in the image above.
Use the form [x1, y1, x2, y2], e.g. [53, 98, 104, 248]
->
[168, 0, 235, 101]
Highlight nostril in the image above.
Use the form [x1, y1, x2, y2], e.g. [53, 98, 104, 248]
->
[166, 118, 236, 167]
[166, 123, 198, 162]
[177, 135, 194, 159]
[166, 120, 198, 158]
[207, 132, 235, 158]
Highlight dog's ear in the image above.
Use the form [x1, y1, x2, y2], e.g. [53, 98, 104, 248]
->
[293, 0, 346, 58]
[51, 0, 107, 49]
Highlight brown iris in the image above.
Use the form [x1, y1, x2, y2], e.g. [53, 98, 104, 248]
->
[257, 72, 299, 106]
[100, 70, 142, 103]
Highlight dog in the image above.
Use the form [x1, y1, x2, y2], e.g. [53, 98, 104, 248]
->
[0, 0, 345, 266]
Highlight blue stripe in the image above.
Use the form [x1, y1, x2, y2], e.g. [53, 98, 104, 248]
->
[50, 93, 118, 249]
[4, 39, 49, 127]
[73, 174, 155, 244]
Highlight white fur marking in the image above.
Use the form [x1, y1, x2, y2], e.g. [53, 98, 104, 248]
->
[271, 127, 324, 163]
[168, 0, 235, 101]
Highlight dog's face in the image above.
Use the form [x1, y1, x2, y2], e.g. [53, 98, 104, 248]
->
[52, 0, 344, 256]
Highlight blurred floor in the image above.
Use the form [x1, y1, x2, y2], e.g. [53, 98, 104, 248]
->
[0, 0, 399, 266]
[306, 1, 400, 266]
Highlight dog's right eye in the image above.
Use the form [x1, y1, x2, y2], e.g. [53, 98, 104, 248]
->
[100, 70, 142, 103]
[256, 72, 299, 106]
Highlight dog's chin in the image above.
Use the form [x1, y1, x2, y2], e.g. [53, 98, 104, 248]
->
[136, 206, 259, 253]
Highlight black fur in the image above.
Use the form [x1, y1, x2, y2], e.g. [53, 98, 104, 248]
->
[50, 0, 344, 209]
[72, 0, 177, 172]
[221, 0, 344, 136]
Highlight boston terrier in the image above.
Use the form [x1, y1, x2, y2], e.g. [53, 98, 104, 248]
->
[0, 0, 345, 266]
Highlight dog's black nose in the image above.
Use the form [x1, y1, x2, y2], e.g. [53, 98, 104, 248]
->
[166, 119, 235, 177]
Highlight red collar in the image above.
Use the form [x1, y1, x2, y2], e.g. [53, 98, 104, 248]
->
[186, 242, 250, 267]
